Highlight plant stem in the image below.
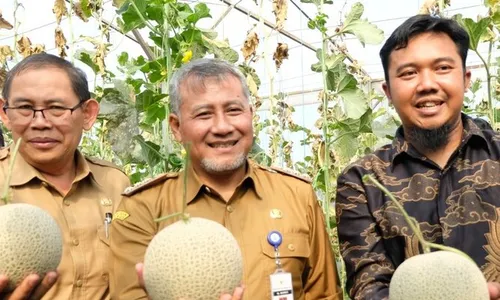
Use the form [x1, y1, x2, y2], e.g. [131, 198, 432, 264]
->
[364, 175, 477, 262]
[475, 48, 494, 123]
[318, 2, 332, 232]
[1, 138, 22, 204]
[130, 0, 160, 35]
[363, 174, 429, 253]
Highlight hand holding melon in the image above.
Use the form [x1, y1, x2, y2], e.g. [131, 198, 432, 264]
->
[0, 140, 63, 297]
[364, 175, 490, 300]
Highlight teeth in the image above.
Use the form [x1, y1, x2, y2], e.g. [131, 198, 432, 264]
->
[419, 102, 439, 108]
[211, 143, 234, 148]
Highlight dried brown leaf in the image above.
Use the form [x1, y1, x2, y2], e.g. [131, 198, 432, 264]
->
[17, 36, 32, 58]
[31, 44, 46, 55]
[0, 10, 13, 30]
[272, 0, 288, 30]
[53, 0, 68, 25]
[94, 44, 107, 74]
[241, 30, 259, 62]
[0, 67, 6, 91]
[55, 27, 67, 58]
[272, 43, 289, 70]
[0, 46, 13, 65]
[73, 2, 89, 22]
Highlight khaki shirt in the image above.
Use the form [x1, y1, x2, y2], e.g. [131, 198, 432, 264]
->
[0, 146, 130, 300]
[110, 160, 343, 300]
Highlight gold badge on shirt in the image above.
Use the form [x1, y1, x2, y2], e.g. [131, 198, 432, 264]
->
[270, 209, 283, 219]
[113, 211, 130, 221]
[100, 198, 113, 207]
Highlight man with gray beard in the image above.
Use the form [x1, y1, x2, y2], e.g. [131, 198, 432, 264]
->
[108, 58, 343, 300]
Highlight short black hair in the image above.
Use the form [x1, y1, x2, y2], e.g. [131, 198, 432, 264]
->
[2, 52, 91, 103]
[380, 15, 470, 85]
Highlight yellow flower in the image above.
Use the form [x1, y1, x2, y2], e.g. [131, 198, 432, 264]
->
[181, 148, 187, 158]
[181, 50, 193, 64]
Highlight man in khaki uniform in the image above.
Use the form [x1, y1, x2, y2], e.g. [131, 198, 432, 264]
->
[0, 53, 130, 299]
[109, 58, 343, 299]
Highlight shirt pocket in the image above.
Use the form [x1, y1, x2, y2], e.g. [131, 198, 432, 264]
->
[96, 224, 111, 282]
[260, 232, 310, 289]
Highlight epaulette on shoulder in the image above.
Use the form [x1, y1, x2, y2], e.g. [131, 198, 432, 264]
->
[122, 172, 179, 197]
[85, 157, 124, 172]
[256, 163, 312, 183]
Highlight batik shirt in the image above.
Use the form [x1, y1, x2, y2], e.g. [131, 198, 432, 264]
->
[337, 114, 500, 300]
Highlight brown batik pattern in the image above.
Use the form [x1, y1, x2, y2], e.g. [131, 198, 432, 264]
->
[336, 115, 500, 300]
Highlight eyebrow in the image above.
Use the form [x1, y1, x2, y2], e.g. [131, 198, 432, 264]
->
[10, 98, 66, 105]
[191, 100, 244, 113]
[395, 57, 457, 74]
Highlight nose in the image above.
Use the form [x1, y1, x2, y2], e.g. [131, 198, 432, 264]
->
[416, 69, 439, 94]
[30, 110, 52, 129]
[211, 113, 234, 135]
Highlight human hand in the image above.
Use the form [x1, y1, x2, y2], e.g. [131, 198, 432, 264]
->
[136, 263, 245, 300]
[0, 271, 58, 300]
[488, 282, 500, 300]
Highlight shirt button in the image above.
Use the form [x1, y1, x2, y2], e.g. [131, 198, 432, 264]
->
[41, 182, 48, 188]
[205, 186, 211, 193]
[102, 274, 108, 281]
[63, 200, 70, 206]
[72, 239, 79, 246]
[287, 244, 295, 251]
[75, 280, 83, 287]
[226, 205, 234, 213]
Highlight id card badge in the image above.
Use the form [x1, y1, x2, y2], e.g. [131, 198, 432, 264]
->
[270, 270, 294, 300]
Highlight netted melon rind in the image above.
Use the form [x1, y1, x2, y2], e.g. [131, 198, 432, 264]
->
[0, 203, 63, 291]
[144, 217, 243, 300]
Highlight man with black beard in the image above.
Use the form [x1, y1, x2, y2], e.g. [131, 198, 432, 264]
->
[336, 15, 500, 300]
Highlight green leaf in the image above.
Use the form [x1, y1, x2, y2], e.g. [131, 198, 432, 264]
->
[344, 2, 363, 25]
[118, 52, 128, 66]
[460, 17, 490, 50]
[339, 89, 368, 119]
[75, 50, 99, 74]
[80, 0, 92, 18]
[202, 36, 239, 63]
[340, 19, 384, 46]
[311, 50, 345, 72]
[148, 71, 165, 83]
[120, 6, 145, 32]
[134, 135, 164, 167]
[144, 103, 166, 125]
[334, 132, 359, 161]
[187, 3, 211, 24]
[146, 5, 163, 24]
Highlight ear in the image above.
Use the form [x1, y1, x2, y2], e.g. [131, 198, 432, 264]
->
[0, 99, 12, 131]
[82, 99, 99, 131]
[464, 69, 472, 90]
[169, 113, 182, 143]
[382, 82, 393, 106]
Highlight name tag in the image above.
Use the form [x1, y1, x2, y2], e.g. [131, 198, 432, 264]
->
[270, 271, 294, 300]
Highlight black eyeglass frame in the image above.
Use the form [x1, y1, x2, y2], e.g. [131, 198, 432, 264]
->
[2, 99, 88, 119]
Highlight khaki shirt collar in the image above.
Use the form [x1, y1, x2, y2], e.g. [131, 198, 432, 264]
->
[184, 159, 264, 203]
[8, 145, 92, 187]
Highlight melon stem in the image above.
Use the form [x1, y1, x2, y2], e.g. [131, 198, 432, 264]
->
[363, 174, 430, 253]
[363, 175, 476, 262]
[1, 139, 22, 205]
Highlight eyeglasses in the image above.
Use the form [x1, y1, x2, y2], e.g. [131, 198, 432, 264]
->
[3, 100, 87, 123]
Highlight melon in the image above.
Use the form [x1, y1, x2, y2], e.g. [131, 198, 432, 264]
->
[143, 217, 243, 300]
[0, 203, 63, 291]
[389, 250, 489, 300]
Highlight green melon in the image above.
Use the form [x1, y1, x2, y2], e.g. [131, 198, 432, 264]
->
[0, 203, 63, 291]
[389, 250, 489, 300]
[143, 217, 243, 300]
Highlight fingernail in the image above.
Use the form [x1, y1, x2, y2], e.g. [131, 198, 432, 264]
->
[47, 273, 57, 284]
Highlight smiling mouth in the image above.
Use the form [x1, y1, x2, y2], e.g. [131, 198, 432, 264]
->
[416, 101, 444, 108]
[208, 141, 238, 148]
